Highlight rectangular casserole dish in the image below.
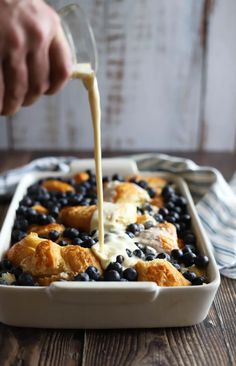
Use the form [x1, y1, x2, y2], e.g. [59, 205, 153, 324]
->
[0, 158, 220, 328]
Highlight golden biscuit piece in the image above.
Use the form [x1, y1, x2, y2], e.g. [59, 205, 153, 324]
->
[28, 223, 65, 237]
[7, 233, 45, 266]
[74, 172, 90, 184]
[126, 175, 167, 195]
[104, 181, 150, 205]
[42, 179, 75, 193]
[62, 245, 102, 274]
[135, 259, 190, 286]
[21, 240, 64, 276]
[136, 222, 179, 253]
[31, 205, 48, 214]
[6, 233, 102, 280]
[59, 205, 97, 232]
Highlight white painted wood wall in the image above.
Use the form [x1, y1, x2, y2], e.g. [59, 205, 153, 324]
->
[0, 0, 235, 151]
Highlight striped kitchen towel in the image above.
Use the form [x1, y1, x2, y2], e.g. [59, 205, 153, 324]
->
[0, 153, 235, 279]
[134, 153, 236, 279]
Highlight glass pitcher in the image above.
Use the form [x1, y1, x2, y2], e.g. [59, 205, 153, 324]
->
[58, 3, 98, 74]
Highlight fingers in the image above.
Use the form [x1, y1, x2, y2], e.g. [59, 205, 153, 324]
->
[45, 29, 72, 95]
[1, 57, 28, 116]
[22, 48, 50, 106]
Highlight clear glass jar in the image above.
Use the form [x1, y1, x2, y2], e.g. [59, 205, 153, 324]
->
[58, 4, 98, 73]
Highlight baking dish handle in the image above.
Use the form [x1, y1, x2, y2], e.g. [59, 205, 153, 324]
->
[70, 158, 139, 176]
[47, 282, 159, 305]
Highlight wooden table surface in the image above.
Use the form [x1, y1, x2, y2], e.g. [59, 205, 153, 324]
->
[0, 151, 235, 366]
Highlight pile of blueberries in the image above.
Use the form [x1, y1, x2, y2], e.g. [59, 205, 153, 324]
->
[0, 259, 36, 286]
[74, 256, 137, 282]
[5, 172, 209, 286]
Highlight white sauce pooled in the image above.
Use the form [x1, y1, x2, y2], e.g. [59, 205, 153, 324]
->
[92, 232, 139, 269]
[90, 202, 137, 232]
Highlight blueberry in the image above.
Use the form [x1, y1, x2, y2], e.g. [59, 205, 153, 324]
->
[133, 249, 145, 259]
[14, 219, 29, 231]
[175, 196, 187, 208]
[183, 232, 196, 245]
[63, 228, 80, 239]
[156, 252, 170, 261]
[165, 215, 176, 224]
[20, 196, 33, 207]
[103, 176, 111, 184]
[159, 208, 169, 217]
[166, 202, 175, 210]
[74, 273, 90, 281]
[144, 220, 154, 230]
[104, 270, 121, 281]
[172, 206, 182, 214]
[86, 266, 100, 281]
[73, 238, 83, 245]
[144, 246, 157, 256]
[194, 255, 209, 268]
[162, 185, 175, 198]
[0, 259, 12, 271]
[181, 252, 196, 267]
[146, 255, 156, 261]
[180, 214, 191, 225]
[59, 198, 69, 207]
[106, 262, 123, 274]
[137, 180, 148, 189]
[0, 279, 7, 285]
[142, 203, 153, 213]
[48, 230, 60, 241]
[26, 208, 38, 223]
[76, 185, 86, 195]
[112, 174, 123, 182]
[192, 276, 206, 286]
[37, 214, 48, 225]
[123, 268, 138, 281]
[49, 206, 60, 218]
[171, 249, 183, 261]
[126, 231, 135, 239]
[170, 211, 180, 221]
[58, 240, 68, 247]
[183, 271, 197, 282]
[11, 267, 23, 278]
[81, 238, 95, 248]
[153, 213, 164, 223]
[174, 223, 181, 233]
[68, 195, 83, 206]
[126, 223, 139, 235]
[126, 249, 133, 257]
[116, 255, 124, 264]
[147, 188, 156, 198]
[11, 230, 27, 243]
[16, 206, 28, 217]
[17, 272, 35, 286]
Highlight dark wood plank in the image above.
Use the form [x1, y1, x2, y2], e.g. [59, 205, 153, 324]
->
[0, 325, 84, 366]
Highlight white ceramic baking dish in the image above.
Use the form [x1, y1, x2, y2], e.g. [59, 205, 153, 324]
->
[0, 158, 220, 328]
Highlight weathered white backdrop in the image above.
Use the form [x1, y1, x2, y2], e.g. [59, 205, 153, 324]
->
[0, 0, 236, 151]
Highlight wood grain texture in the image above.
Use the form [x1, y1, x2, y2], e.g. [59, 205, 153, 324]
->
[203, 0, 236, 151]
[0, 326, 84, 366]
[7, 0, 206, 151]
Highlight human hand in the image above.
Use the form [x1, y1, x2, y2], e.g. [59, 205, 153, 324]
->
[0, 0, 72, 116]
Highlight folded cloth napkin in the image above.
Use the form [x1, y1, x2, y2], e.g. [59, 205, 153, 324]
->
[0, 153, 235, 279]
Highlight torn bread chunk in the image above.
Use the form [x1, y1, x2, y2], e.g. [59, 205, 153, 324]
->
[135, 259, 190, 286]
